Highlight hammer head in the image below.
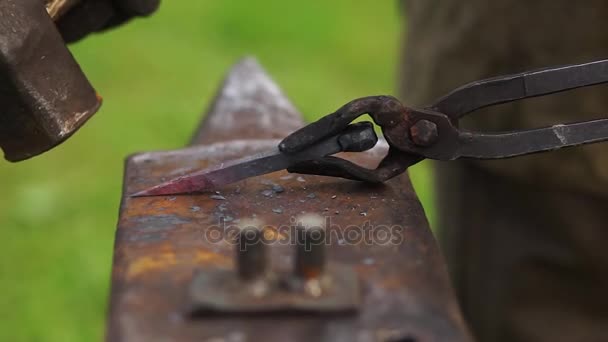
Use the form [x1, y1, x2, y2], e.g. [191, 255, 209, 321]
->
[0, 0, 100, 162]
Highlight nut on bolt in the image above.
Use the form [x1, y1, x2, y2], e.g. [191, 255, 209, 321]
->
[410, 120, 439, 147]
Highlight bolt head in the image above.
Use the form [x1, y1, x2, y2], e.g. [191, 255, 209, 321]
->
[410, 120, 438, 147]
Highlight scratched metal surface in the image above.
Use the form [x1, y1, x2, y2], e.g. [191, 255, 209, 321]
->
[106, 58, 472, 342]
[0, 0, 101, 162]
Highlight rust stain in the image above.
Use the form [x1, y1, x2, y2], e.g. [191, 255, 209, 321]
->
[262, 226, 289, 242]
[193, 250, 231, 267]
[126, 252, 177, 280]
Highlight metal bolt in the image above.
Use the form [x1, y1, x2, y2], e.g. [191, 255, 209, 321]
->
[294, 214, 327, 280]
[236, 223, 267, 281]
[409, 120, 438, 147]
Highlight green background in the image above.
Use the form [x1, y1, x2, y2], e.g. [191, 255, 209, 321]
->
[0, 2, 433, 341]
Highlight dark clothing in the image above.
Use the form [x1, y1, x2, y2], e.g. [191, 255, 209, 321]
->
[401, 1, 608, 341]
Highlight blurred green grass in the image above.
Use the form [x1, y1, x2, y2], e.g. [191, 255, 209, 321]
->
[0, 2, 433, 341]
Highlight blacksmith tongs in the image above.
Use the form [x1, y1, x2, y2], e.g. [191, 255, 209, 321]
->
[133, 59, 608, 196]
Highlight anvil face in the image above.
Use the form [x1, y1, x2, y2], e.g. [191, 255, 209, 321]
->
[106, 58, 472, 342]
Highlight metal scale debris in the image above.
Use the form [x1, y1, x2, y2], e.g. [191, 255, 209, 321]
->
[106, 58, 472, 342]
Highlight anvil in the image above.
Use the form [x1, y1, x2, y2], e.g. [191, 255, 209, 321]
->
[106, 58, 473, 341]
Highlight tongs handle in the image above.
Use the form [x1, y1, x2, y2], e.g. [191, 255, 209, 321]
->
[405, 59, 608, 160]
[457, 119, 608, 159]
[432, 59, 608, 119]
[407, 110, 608, 161]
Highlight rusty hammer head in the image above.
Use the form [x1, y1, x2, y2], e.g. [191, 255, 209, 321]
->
[0, 0, 100, 162]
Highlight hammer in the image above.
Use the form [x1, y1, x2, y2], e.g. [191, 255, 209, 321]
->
[0, 0, 159, 162]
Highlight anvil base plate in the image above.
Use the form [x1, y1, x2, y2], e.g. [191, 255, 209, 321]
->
[188, 265, 360, 315]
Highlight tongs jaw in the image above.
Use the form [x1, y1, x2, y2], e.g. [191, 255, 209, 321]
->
[280, 96, 424, 183]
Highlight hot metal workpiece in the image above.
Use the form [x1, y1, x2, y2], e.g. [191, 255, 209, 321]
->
[107, 58, 472, 342]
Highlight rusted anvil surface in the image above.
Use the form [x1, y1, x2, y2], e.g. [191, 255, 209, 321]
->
[107, 58, 472, 342]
